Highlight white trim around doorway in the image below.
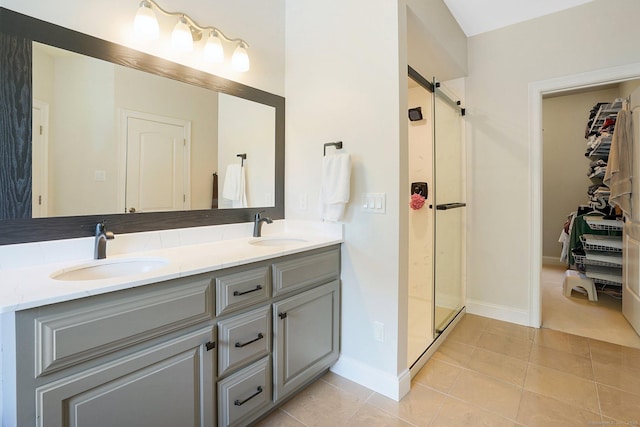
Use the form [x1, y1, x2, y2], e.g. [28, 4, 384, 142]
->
[528, 62, 640, 328]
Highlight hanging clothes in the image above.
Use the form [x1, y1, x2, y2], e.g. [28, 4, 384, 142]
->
[604, 107, 633, 217]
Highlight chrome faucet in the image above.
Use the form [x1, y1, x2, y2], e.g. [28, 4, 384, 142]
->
[253, 211, 273, 237]
[94, 221, 115, 259]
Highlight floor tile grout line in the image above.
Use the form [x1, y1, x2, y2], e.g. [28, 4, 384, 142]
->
[418, 352, 526, 425]
[588, 340, 606, 421]
[318, 375, 375, 402]
[423, 386, 451, 427]
[362, 390, 421, 427]
[318, 376, 379, 425]
[434, 388, 523, 425]
[277, 407, 311, 427]
[518, 389, 604, 422]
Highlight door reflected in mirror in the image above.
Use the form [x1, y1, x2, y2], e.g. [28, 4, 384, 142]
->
[32, 42, 275, 218]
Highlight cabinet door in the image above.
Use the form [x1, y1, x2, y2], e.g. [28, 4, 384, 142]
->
[272, 280, 340, 401]
[36, 327, 215, 427]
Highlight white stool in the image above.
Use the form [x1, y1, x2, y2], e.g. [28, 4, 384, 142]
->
[563, 270, 598, 302]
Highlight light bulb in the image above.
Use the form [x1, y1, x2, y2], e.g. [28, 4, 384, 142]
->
[133, 1, 159, 40]
[171, 17, 193, 51]
[203, 31, 224, 63]
[231, 42, 250, 72]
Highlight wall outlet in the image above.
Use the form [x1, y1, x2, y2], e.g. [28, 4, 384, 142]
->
[373, 321, 384, 342]
[298, 194, 308, 211]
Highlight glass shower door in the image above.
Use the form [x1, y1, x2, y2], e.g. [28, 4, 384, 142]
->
[433, 81, 465, 335]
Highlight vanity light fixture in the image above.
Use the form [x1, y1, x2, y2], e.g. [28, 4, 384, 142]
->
[203, 31, 224, 63]
[171, 16, 193, 51]
[133, 1, 159, 40]
[133, 0, 250, 71]
[231, 42, 250, 72]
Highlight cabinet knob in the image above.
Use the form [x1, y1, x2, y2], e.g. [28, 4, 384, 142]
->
[278, 312, 287, 319]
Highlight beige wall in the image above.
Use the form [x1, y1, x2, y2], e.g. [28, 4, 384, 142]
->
[466, 0, 640, 321]
[32, 47, 219, 216]
[284, 0, 466, 399]
[114, 66, 218, 211]
[405, 0, 467, 81]
[542, 87, 621, 261]
[217, 94, 275, 208]
[50, 55, 117, 216]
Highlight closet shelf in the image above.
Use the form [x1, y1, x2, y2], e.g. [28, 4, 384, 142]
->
[574, 251, 622, 268]
[587, 100, 623, 134]
[580, 234, 623, 252]
[585, 266, 623, 285]
[585, 217, 623, 231]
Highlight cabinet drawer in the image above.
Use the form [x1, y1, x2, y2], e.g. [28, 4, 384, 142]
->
[218, 356, 271, 427]
[35, 277, 212, 376]
[272, 249, 340, 296]
[218, 306, 271, 377]
[215, 266, 271, 316]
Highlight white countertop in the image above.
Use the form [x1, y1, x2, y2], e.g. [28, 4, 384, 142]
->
[0, 220, 342, 313]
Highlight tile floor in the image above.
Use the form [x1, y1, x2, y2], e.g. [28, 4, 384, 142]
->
[256, 314, 640, 426]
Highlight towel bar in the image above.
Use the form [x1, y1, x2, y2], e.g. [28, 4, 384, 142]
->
[323, 141, 343, 156]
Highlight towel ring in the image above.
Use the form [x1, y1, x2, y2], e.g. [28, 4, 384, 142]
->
[323, 141, 343, 156]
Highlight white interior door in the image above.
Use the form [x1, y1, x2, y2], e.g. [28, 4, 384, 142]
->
[126, 116, 190, 213]
[32, 100, 49, 217]
[623, 87, 640, 335]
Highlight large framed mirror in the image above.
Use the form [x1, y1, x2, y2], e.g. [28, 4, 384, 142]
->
[0, 8, 284, 245]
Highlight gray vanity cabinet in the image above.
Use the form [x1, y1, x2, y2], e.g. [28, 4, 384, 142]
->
[272, 280, 340, 402]
[5, 245, 340, 427]
[35, 327, 215, 427]
[215, 245, 341, 426]
[12, 275, 216, 427]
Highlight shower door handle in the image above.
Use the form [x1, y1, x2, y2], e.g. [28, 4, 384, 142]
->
[435, 202, 466, 210]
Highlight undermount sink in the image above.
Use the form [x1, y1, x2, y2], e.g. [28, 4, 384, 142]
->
[51, 257, 169, 281]
[248, 237, 308, 247]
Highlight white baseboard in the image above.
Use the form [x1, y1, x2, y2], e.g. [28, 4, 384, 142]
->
[466, 299, 531, 327]
[542, 256, 566, 267]
[330, 356, 411, 401]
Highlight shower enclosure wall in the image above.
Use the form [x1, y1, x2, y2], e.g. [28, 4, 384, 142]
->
[407, 67, 466, 368]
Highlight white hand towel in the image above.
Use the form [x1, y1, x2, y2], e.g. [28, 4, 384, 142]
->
[320, 153, 351, 221]
[222, 164, 247, 208]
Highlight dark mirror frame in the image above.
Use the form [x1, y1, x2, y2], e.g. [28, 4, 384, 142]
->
[0, 8, 284, 245]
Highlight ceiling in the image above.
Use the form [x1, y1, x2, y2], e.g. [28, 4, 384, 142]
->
[443, 0, 595, 37]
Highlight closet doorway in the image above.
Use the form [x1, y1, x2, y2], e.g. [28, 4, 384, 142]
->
[541, 80, 640, 348]
[406, 67, 466, 369]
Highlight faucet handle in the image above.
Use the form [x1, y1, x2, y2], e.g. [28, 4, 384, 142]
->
[95, 221, 115, 240]
[95, 221, 105, 235]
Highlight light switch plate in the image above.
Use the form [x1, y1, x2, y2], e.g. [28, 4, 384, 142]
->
[361, 193, 386, 214]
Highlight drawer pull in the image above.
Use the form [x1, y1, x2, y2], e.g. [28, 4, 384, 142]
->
[233, 285, 263, 297]
[205, 341, 216, 351]
[235, 333, 265, 348]
[278, 312, 287, 320]
[234, 386, 263, 406]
